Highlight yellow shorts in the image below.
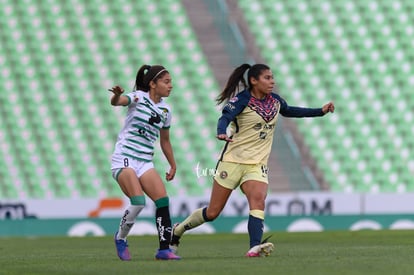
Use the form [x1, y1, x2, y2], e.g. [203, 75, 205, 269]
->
[214, 161, 269, 190]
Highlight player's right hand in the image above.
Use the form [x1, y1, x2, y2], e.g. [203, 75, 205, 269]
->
[108, 86, 124, 96]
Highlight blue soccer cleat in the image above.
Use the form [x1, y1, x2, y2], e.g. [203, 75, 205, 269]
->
[155, 248, 181, 260]
[114, 232, 131, 261]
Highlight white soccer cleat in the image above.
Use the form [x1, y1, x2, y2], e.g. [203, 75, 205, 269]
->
[245, 242, 275, 257]
[169, 243, 179, 254]
[169, 223, 180, 254]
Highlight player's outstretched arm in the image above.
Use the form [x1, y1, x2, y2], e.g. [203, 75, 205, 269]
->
[108, 85, 129, 106]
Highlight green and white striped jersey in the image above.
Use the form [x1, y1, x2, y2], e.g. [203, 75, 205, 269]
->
[113, 90, 171, 162]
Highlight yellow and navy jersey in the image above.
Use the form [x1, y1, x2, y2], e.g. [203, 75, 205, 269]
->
[217, 89, 324, 165]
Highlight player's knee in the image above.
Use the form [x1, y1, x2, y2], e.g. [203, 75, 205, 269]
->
[248, 192, 266, 210]
[255, 202, 266, 211]
[204, 207, 219, 222]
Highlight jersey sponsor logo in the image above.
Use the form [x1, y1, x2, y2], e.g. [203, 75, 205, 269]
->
[136, 124, 157, 142]
[253, 123, 262, 130]
[253, 123, 274, 131]
[148, 112, 161, 126]
[224, 102, 236, 111]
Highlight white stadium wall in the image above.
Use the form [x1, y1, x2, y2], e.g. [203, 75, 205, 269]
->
[2, 192, 414, 237]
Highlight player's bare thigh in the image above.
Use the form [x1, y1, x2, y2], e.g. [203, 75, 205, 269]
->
[139, 168, 168, 202]
[117, 168, 144, 197]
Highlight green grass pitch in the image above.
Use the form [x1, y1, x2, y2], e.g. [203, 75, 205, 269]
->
[1, 230, 414, 275]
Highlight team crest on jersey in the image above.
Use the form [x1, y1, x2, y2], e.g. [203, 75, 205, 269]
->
[220, 171, 228, 179]
[159, 107, 169, 121]
[229, 96, 238, 103]
[134, 96, 139, 102]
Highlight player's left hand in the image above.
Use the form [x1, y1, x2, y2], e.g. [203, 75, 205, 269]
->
[216, 134, 233, 142]
[165, 167, 176, 181]
[322, 102, 335, 114]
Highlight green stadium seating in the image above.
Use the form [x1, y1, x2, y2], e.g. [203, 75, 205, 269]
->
[238, 0, 414, 193]
[0, 0, 221, 198]
[2, 0, 412, 198]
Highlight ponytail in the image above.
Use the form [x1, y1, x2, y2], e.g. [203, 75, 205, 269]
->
[216, 63, 251, 105]
[216, 63, 271, 105]
[134, 64, 151, 91]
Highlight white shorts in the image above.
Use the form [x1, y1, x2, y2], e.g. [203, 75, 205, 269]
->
[111, 154, 154, 181]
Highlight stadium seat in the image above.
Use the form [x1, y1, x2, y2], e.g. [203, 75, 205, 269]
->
[0, 0, 223, 199]
[238, 0, 414, 193]
[2, 0, 412, 198]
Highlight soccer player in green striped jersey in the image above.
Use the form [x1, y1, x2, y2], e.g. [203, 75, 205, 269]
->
[109, 64, 180, 261]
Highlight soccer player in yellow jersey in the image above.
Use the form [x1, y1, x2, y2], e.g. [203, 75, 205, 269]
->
[170, 63, 335, 257]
